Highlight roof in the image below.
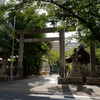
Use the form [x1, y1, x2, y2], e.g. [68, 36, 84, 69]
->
[66, 46, 98, 64]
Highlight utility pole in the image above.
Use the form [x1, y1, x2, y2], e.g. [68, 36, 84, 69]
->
[11, 16, 16, 81]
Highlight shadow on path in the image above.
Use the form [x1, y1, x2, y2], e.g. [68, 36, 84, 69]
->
[47, 84, 75, 99]
[47, 83, 100, 99]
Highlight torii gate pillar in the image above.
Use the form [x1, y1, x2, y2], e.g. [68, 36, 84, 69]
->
[17, 33, 24, 79]
[58, 29, 67, 84]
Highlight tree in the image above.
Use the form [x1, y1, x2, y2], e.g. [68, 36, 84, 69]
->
[0, 3, 52, 76]
[1, 1, 100, 43]
[0, 5, 14, 60]
[13, 7, 51, 76]
[0, 27, 12, 59]
[33, 0, 100, 44]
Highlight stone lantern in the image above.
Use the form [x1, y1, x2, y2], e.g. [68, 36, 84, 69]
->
[68, 48, 83, 84]
[70, 48, 81, 71]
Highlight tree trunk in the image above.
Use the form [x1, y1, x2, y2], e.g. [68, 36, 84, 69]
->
[23, 59, 28, 78]
[35, 65, 38, 75]
[37, 64, 41, 75]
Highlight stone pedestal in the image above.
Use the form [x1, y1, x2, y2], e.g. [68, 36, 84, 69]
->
[68, 70, 83, 84]
[86, 77, 100, 85]
[17, 68, 23, 79]
[58, 76, 68, 84]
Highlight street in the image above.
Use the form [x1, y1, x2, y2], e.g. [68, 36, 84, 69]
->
[0, 90, 50, 100]
[0, 90, 100, 100]
[0, 74, 100, 100]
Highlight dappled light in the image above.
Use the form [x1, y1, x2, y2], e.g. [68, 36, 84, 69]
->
[28, 81, 44, 87]
[27, 74, 59, 92]
[47, 85, 63, 93]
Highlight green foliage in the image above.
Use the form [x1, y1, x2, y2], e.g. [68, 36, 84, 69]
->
[95, 46, 100, 64]
[2, 0, 100, 74]
[33, 0, 100, 44]
[24, 13, 47, 32]
[6, 6, 48, 31]
[0, 11, 13, 58]
[50, 50, 60, 67]
[0, 2, 50, 75]
[24, 41, 51, 63]
[69, 64, 72, 72]
[15, 7, 50, 74]
[0, 28, 12, 58]
[44, 50, 60, 68]
[75, 25, 99, 46]
[65, 48, 74, 58]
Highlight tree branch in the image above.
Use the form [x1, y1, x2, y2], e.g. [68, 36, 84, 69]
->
[50, 1, 96, 36]
[50, 1, 87, 23]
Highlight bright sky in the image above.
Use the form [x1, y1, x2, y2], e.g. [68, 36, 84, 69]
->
[45, 22, 77, 42]
[46, 31, 76, 37]
[46, 31, 77, 42]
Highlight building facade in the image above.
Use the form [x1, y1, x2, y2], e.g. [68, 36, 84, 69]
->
[52, 40, 79, 51]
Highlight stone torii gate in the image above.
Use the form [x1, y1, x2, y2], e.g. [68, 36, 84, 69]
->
[16, 27, 67, 83]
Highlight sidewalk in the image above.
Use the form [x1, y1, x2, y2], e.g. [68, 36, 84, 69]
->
[0, 74, 100, 97]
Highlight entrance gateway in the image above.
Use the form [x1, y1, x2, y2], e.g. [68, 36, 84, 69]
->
[16, 27, 67, 83]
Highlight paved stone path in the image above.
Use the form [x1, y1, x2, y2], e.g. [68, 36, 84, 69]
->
[0, 74, 100, 100]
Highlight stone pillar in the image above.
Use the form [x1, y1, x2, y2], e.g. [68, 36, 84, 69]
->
[86, 44, 100, 85]
[59, 29, 65, 78]
[90, 44, 96, 77]
[17, 34, 24, 79]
